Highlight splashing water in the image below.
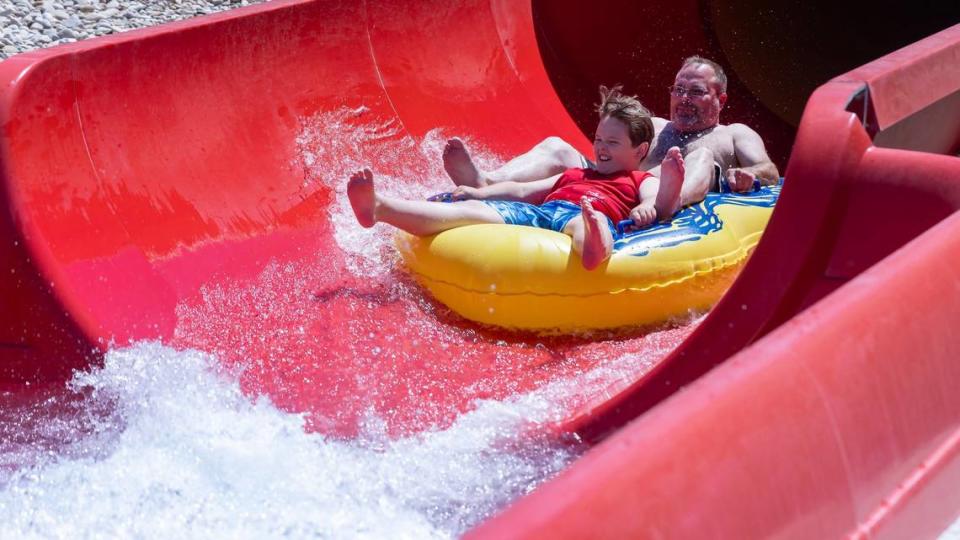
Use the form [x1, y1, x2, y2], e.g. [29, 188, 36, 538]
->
[0, 334, 692, 538]
[295, 106, 504, 278]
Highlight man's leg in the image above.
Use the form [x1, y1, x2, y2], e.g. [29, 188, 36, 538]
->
[646, 147, 715, 207]
[444, 136, 584, 187]
[348, 168, 504, 236]
[655, 146, 685, 219]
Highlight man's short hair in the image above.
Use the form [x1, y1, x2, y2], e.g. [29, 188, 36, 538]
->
[681, 56, 728, 94]
[596, 85, 654, 148]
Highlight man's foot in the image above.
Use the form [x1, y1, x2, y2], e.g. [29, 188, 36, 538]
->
[442, 138, 486, 187]
[579, 197, 613, 270]
[347, 168, 378, 227]
[656, 146, 684, 220]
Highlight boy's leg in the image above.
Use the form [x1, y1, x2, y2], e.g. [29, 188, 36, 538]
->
[443, 136, 584, 187]
[348, 169, 504, 236]
[563, 198, 614, 271]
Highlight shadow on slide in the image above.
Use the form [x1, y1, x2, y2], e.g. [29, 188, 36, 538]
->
[1, 0, 960, 536]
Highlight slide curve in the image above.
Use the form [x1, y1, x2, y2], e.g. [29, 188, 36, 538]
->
[2, 0, 960, 537]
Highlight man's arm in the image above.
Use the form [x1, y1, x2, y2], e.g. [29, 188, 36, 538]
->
[452, 174, 560, 203]
[727, 124, 780, 190]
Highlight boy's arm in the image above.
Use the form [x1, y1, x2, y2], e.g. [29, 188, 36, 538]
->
[628, 176, 660, 227]
[453, 174, 560, 204]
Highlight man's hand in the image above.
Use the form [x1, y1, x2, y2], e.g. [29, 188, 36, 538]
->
[729, 123, 780, 186]
[725, 168, 758, 192]
[630, 203, 658, 228]
[450, 185, 482, 200]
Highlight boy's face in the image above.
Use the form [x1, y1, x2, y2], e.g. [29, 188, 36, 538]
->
[670, 63, 727, 133]
[593, 115, 648, 174]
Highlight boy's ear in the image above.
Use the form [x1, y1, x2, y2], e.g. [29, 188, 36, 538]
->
[634, 141, 650, 162]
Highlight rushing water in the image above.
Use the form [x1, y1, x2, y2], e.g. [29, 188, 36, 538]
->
[0, 324, 692, 539]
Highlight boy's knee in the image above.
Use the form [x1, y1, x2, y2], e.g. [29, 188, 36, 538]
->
[562, 215, 583, 234]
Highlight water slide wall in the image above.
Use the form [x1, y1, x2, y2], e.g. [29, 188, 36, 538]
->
[2, 0, 960, 537]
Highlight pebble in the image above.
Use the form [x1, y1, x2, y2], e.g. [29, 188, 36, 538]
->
[0, 0, 266, 60]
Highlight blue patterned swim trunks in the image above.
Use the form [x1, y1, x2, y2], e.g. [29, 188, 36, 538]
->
[483, 200, 617, 237]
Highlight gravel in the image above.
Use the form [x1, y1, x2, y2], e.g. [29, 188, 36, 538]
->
[0, 0, 267, 60]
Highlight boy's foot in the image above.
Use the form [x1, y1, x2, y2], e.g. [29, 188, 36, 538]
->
[442, 138, 486, 187]
[347, 168, 378, 227]
[656, 146, 684, 220]
[579, 197, 612, 270]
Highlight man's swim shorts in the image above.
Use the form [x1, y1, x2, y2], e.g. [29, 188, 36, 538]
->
[578, 153, 598, 171]
[483, 200, 618, 237]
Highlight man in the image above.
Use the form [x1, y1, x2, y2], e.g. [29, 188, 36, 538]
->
[442, 56, 780, 213]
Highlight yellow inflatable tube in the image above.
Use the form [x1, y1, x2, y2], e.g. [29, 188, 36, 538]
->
[396, 187, 780, 332]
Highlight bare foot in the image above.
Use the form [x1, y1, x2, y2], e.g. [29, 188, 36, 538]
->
[347, 168, 378, 227]
[579, 197, 613, 270]
[442, 138, 486, 187]
[656, 146, 684, 220]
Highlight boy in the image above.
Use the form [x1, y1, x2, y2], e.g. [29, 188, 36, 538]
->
[347, 86, 684, 270]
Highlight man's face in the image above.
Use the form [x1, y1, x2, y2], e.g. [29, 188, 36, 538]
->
[669, 63, 726, 133]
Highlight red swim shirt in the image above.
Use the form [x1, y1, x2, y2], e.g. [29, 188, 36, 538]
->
[544, 168, 653, 222]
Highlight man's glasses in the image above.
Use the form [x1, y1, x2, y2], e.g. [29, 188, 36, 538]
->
[668, 85, 710, 98]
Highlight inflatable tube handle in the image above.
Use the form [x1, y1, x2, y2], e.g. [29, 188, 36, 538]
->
[427, 192, 455, 202]
[719, 177, 762, 194]
[617, 219, 636, 234]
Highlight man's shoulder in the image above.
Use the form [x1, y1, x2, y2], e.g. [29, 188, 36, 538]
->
[722, 122, 761, 136]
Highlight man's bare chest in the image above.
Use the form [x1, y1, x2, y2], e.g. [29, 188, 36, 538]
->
[646, 127, 737, 167]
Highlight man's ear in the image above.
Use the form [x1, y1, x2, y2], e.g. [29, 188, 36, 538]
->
[718, 92, 728, 108]
[634, 141, 650, 162]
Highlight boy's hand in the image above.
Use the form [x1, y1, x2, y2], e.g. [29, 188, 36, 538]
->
[451, 185, 481, 200]
[630, 203, 657, 228]
[725, 168, 758, 192]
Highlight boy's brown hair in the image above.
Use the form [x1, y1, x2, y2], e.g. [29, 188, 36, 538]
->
[597, 85, 654, 148]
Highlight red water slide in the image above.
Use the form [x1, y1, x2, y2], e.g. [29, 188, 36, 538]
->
[2, 0, 960, 537]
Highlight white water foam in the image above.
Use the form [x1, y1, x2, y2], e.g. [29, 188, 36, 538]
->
[941, 516, 960, 540]
[0, 341, 588, 539]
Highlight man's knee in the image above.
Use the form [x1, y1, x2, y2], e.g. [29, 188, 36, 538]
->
[536, 136, 580, 164]
[684, 146, 715, 164]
